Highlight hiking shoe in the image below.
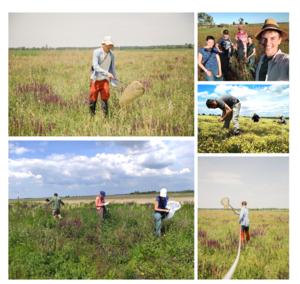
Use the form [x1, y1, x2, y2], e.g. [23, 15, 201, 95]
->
[101, 100, 109, 116]
[89, 102, 96, 116]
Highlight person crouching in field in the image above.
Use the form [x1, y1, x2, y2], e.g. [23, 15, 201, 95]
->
[89, 36, 117, 116]
[239, 201, 250, 247]
[255, 19, 289, 81]
[206, 95, 241, 135]
[154, 188, 170, 237]
[95, 191, 107, 221]
[47, 193, 65, 220]
[198, 36, 223, 81]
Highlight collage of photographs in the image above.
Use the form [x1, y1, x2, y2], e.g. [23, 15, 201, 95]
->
[7, 11, 289, 280]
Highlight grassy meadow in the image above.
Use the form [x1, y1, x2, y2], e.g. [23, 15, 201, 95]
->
[198, 23, 289, 81]
[9, 200, 194, 279]
[198, 209, 289, 279]
[198, 115, 289, 153]
[9, 48, 193, 136]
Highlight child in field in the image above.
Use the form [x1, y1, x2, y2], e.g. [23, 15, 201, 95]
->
[216, 30, 234, 80]
[47, 193, 65, 220]
[239, 201, 250, 246]
[153, 188, 170, 237]
[95, 191, 107, 220]
[235, 25, 248, 61]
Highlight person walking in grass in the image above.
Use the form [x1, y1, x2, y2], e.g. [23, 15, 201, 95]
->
[89, 36, 117, 116]
[206, 95, 241, 135]
[95, 191, 107, 221]
[198, 36, 223, 81]
[239, 201, 250, 247]
[154, 188, 170, 237]
[255, 18, 289, 81]
[47, 193, 65, 220]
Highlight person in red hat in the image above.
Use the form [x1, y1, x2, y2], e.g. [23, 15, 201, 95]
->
[89, 36, 117, 116]
[255, 18, 289, 81]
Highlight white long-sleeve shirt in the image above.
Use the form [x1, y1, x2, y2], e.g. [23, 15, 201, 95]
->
[239, 207, 250, 227]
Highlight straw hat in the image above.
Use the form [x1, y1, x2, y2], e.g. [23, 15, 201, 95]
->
[255, 18, 288, 40]
[102, 36, 114, 46]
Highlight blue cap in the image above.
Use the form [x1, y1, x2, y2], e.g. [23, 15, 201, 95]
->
[100, 191, 106, 197]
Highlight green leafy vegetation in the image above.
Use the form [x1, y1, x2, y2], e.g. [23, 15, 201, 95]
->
[9, 202, 194, 279]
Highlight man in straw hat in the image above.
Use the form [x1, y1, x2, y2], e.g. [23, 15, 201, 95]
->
[89, 36, 117, 116]
[255, 18, 289, 81]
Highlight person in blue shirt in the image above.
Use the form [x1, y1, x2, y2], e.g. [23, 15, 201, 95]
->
[239, 201, 250, 247]
[153, 188, 170, 237]
[198, 36, 223, 81]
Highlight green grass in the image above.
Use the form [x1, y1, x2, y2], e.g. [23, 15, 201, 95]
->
[198, 209, 289, 279]
[9, 48, 194, 136]
[9, 202, 194, 279]
[198, 23, 289, 81]
[198, 115, 289, 153]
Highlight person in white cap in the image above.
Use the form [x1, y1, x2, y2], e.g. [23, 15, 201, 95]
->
[89, 36, 117, 116]
[153, 188, 170, 237]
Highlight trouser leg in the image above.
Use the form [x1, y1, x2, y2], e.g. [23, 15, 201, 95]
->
[154, 213, 162, 237]
[89, 81, 99, 115]
[232, 102, 241, 132]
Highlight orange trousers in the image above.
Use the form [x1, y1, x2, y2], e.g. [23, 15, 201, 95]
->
[240, 226, 250, 241]
[89, 80, 110, 102]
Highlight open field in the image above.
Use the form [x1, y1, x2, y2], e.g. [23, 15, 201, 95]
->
[198, 23, 289, 81]
[9, 48, 193, 136]
[198, 209, 289, 279]
[10, 191, 194, 205]
[198, 115, 289, 153]
[9, 201, 194, 279]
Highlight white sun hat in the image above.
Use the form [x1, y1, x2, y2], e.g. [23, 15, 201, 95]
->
[102, 35, 114, 46]
[160, 187, 167, 198]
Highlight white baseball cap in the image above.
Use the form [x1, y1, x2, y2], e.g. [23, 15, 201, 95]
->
[160, 187, 167, 198]
[102, 35, 114, 46]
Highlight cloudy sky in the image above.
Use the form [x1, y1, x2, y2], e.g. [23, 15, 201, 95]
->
[9, 13, 193, 48]
[198, 156, 289, 209]
[9, 140, 194, 199]
[202, 13, 288, 25]
[198, 84, 289, 117]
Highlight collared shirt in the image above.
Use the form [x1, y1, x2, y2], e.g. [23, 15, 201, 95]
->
[239, 207, 250, 227]
[91, 47, 117, 81]
[255, 49, 289, 81]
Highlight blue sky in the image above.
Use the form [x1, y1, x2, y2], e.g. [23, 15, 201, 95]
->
[198, 156, 289, 209]
[198, 84, 289, 117]
[202, 13, 289, 25]
[9, 141, 194, 199]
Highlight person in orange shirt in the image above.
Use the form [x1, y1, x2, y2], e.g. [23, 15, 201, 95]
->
[95, 191, 107, 220]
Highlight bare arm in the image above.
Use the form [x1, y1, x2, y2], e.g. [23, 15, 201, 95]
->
[216, 54, 222, 78]
[219, 104, 232, 121]
[198, 52, 212, 76]
[154, 201, 169, 213]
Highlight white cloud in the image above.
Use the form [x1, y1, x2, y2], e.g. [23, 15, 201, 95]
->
[9, 143, 31, 155]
